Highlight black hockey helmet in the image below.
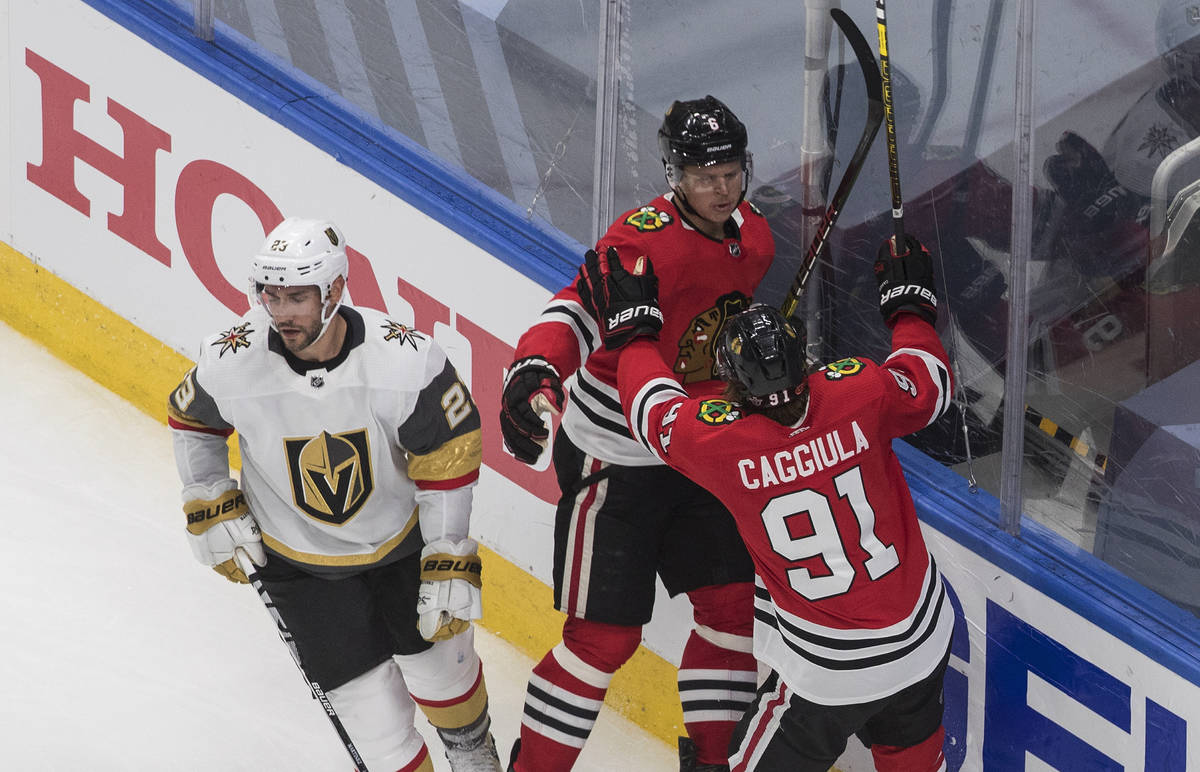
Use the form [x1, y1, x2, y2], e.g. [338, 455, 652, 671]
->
[716, 304, 808, 407]
[658, 96, 752, 192]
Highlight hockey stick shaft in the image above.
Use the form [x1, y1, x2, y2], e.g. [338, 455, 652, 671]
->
[234, 549, 370, 772]
[875, 0, 906, 248]
[782, 7, 884, 321]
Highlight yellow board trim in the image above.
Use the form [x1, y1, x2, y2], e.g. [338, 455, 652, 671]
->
[0, 242, 686, 747]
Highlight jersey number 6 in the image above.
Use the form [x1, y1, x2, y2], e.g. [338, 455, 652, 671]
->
[760, 466, 900, 601]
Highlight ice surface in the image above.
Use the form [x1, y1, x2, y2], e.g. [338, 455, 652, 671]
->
[0, 321, 674, 771]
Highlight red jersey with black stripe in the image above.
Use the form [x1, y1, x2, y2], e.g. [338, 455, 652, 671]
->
[617, 315, 955, 704]
[512, 193, 775, 465]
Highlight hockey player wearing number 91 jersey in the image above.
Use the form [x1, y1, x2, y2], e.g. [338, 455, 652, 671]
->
[167, 217, 503, 771]
[501, 96, 773, 772]
[580, 235, 955, 772]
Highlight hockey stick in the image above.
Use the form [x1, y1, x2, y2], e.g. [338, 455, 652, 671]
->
[781, 7, 884, 321]
[874, 0, 906, 248]
[234, 549, 370, 772]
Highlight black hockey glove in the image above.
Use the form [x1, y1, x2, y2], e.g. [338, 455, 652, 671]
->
[499, 357, 564, 465]
[874, 234, 938, 327]
[1043, 131, 1136, 232]
[1043, 131, 1147, 276]
[579, 246, 663, 350]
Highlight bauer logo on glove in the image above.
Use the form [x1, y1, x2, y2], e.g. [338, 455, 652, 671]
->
[417, 538, 484, 641]
[182, 480, 265, 584]
[873, 234, 939, 327]
[606, 303, 664, 334]
[581, 246, 664, 350]
[421, 555, 484, 580]
[185, 490, 249, 526]
[879, 284, 937, 307]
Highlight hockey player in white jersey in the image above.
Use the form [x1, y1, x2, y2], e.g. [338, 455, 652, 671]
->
[168, 217, 502, 771]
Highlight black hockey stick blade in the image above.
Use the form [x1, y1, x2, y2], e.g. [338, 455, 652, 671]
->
[782, 7, 885, 321]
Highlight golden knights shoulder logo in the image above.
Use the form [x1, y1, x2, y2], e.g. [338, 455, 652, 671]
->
[675, 291, 750, 384]
[624, 206, 673, 232]
[284, 429, 374, 524]
[381, 320, 426, 349]
[697, 399, 740, 425]
[212, 323, 254, 357]
[823, 357, 866, 380]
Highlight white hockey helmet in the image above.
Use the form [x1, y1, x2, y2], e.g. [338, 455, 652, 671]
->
[249, 217, 349, 335]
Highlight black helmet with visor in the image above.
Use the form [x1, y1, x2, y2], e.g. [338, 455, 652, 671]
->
[715, 304, 808, 408]
[658, 95, 752, 198]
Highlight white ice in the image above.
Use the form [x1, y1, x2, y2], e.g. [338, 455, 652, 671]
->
[0, 321, 675, 771]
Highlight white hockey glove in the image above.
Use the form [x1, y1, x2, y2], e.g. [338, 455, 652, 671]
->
[417, 538, 483, 641]
[183, 479, 265, 584]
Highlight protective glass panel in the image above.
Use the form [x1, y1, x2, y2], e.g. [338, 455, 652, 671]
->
[211, 0, 600, 252]
[1030, 0, 1200, 618]
[198, 0, 1200, 619]
[733, 1, 1018, 506]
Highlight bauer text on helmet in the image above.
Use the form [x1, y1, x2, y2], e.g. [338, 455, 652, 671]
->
[658, 95, 753, 192]
[248, 217, 349, 337]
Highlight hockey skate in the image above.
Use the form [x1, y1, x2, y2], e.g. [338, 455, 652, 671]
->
[439, 714, 503, 772]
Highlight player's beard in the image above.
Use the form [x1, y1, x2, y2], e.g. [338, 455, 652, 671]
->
[277, 316, 323, 354]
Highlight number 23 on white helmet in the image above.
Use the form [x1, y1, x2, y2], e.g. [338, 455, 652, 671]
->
[248, 216, 350, 336]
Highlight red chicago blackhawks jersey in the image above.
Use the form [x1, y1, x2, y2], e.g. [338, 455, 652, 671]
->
[617, 315, 954, 704]
[512, 192, 775, 465]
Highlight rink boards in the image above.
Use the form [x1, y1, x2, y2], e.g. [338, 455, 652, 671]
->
[0, 1, 1197, 769]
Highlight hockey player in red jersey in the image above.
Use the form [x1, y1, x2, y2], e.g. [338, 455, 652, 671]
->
[168, 217, 503, 771]
[499, 96, 774, 771]
[579, 233, 955, 772]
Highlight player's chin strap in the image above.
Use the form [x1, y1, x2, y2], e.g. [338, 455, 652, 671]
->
[255, 286, 344, 342]
[315, 293, 345, 341]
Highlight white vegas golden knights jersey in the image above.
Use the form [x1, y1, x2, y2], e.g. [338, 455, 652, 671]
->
[167, 305, 482, 573]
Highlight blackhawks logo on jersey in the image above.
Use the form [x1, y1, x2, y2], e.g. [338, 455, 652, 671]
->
[212, 323, 254, 357]
[697, 399, 740, 425]
[824, 357, 865, 380]
[624, 206, 673, 232]
[284, 429, 375, 525]
[675, 291, 751, 384]
[381, 320, 425, 349]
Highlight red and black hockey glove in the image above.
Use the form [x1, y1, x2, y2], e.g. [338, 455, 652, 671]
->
[874, 234, 938, 327]
[579, 246, 663, 350]
[499, 357, 564, 465]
